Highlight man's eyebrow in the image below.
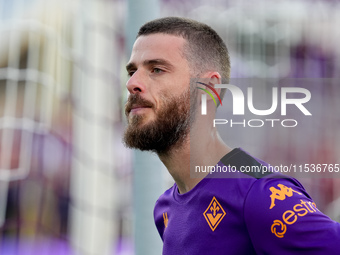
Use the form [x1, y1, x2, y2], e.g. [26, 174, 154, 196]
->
[126, 59, 174, 72]
[126, 62, 136, 72]
[144, 59, 174, 68]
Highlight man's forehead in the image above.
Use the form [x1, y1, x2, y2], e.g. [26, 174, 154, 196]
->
[129, 33, 186, 62]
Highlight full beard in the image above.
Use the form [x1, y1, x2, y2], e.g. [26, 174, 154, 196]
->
[123, 86, 197, 155]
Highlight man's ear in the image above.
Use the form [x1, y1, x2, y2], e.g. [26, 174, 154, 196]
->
[198, 72, 223, 107]
[208, 72, 222, 98]
[196, 72, 223, 108]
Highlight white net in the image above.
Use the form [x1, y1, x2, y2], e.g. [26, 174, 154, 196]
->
[0, 0, 127, 254]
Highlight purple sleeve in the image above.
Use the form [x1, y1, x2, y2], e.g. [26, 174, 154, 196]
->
[244, 177, 340, 254]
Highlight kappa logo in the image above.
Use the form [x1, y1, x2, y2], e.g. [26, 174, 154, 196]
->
[163, 212, 168, 229]
[203, 196, 226, 231]
[269, 184, 302, 209]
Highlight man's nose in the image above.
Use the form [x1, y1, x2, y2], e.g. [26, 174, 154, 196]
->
[126, 70, 146, 94]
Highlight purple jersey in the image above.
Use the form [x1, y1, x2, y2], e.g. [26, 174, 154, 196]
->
[154, 148, 340, 254]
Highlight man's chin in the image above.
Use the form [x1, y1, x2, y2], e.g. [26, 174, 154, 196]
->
[128, 114, 155, 127]
[123, 128, 156, 152]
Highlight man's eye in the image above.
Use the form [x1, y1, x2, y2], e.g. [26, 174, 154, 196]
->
[153, 68, 163, 74]
[128, 71, 135, 77]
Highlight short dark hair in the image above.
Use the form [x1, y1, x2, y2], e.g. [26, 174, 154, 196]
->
[137, 17, 230, 103]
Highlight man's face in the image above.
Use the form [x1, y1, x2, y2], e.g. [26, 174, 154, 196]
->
[123, 33, 197, 154]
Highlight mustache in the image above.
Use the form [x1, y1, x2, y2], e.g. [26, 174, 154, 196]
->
[125, 93, 154, 116]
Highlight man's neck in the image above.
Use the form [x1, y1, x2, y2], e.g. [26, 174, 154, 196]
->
[158, 131, 231, 194]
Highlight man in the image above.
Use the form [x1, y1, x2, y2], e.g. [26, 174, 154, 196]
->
[123, 17, 340, 254]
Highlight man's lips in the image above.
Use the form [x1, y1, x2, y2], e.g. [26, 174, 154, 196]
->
[125, 94, 154, 116]
[129, 105, 152, 114]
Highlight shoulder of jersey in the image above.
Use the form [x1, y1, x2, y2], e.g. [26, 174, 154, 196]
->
[220, 148, 279, 179]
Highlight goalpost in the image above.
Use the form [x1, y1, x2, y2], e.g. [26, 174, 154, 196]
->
[70, 0, 119, 254]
